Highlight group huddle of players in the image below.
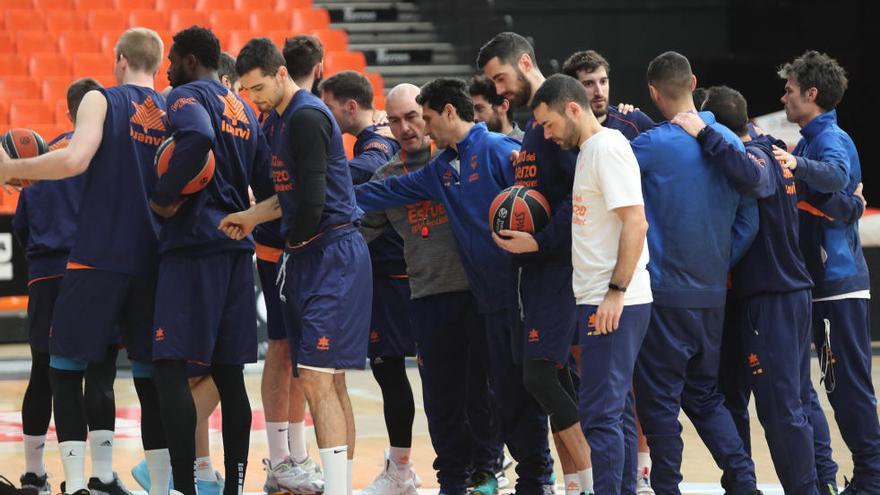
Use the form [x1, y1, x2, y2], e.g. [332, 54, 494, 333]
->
[0, 20, 876, 495]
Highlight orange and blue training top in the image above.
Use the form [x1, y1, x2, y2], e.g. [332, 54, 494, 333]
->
[12, 132, 86, 281]
[67, 85, 167, 277]
[154, 79, 274, 255]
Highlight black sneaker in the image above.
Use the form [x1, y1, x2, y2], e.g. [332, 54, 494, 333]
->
[86, 474, 131, 495]
[19, 474, 49, 495]
[0, 476, 37, 495]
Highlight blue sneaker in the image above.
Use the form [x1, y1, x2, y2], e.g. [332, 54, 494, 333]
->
[195, 472, 224, 495]
[131, 459, 173, 493]
[471, 471, 498, 495]
[131, 460, 151, 492]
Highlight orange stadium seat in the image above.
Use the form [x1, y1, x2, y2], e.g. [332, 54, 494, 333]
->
[29, 53, 73, 78]
[0, 57, 30, 77]
[209, 10, 250, 32]
[87, 10, 128, 31]
[170, 10, 208, 32]
[291, 8, 329, 31]
[0, 33, 14, 54]
[74, 0, 114, 10]
[42, 77, 72, 101]
[128, 10, 170, 30]
[324, 51, 366, 75]
[58, 31, 102, 54]
[116, 0, 155, 9]
[156, 0, 195, 10]
[9, 100, 55, 126]
[0, 102, 8, 126]
[311, 28, 347, 51]
[4, 10, 45, 31]
[15, 31, 57, 56]
[32, 0, 74, 9]
[1, 0, 33, 9]
[235, 0, 271, 10]
[275, 0, 310, 10]
[365, 71, 384, 95]
[196, 0, 233, 10]
[223, 31, 249, 55]
[373, 92, 385, 110]
[46, 11, 87, 33]
[342, 133, 355, 160]
[72, 53, 111, 79]
[0, 77, 41, 100]
[250, 10, 292, 32]
[156, 30, 173, 52]
[55, 100, 70, 124]
[98, 31, 126, 54]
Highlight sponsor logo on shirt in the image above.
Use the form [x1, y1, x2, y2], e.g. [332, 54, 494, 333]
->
[130, 97, 166, 146]
[514, 151, 538, 187]
[154, 327, 165, 342]
[363, 140, 390, 154]
[317, 336, 330, 351]
[271, 155, 293, 192]
[405, 201, 449, 234]
[528, 328, 540, 343]
[218, 92, 252, 140]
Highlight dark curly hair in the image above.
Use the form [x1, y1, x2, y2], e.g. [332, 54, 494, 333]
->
[171, 26, 221, 70]
[777, 50, 848, 111]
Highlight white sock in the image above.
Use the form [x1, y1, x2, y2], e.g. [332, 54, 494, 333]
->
[88, 430, 115, 483]
[319, 446, 347, 495]
[266, 421, 290, 465]
[389, 447, 412, 480]
[638, 452, 652, 476]
[579, 467, 593, 493]
[144, 449, 171, 495]
[288, 421, 307, 463]
[59, 440, 87, 493]
[347, 459, 353, 495]
[195, 456, 216, 482]
[564, 473, 581, 495]
[23, 434, 47, 476]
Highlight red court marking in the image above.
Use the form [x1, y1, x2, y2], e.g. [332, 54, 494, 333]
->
[0, 408, 313, 442]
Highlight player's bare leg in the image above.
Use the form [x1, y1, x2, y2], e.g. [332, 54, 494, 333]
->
[301, 369, 348, 495]
[190, 377, 222, 495]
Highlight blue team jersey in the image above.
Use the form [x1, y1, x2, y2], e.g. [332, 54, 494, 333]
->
[68, 85, 167, 277]
[351, 124, 405, 276]
[631, 111, 748, 308]
[792, 110, 869, 298]
[253, 112, 287, 253]
[156, 79, 273, 254]
[516, 118, 578, 264]
[270, 89, 360, 239]
[602, 106, 654, 141]
[12, 132, 86, 280]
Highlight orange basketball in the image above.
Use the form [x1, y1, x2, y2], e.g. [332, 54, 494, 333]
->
[2, 128, 49, 188]
[154, 137, 215, 195]
[489, 185, 552, 234]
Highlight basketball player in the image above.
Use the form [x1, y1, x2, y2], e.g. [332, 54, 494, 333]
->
[478, 32, 592, 495]
[626, 51, 759, 495]
[318, 71, 428, 492]
[773, 51, 880, 495]
[149, 26, 272, 495]
[222, 37, 373, 495]
[11, 77, 132, 495]
[247, 35, 325, 494]
[531, 73, 652, 495]
[218, 52, 240, 94]
[351, 77, 555, 495]
[561, 48, 655, 493]
[561, 50, 654, 140]
[468, 75, 523, 140]
[0, 28, 171, 495]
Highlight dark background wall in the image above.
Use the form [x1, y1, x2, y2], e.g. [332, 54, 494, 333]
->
[427, 0, 877, 199]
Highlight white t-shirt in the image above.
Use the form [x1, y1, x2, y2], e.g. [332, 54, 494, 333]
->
[572, 128, 652, 306]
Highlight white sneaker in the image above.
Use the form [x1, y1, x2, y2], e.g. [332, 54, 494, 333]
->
[361, 459, 418, 495]
[636, 467, 655, 495]
[262, 458, 324, 495]
[296, 456, 323, 477]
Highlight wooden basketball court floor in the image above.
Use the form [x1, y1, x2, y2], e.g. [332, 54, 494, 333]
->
[0, 342, 873, 494]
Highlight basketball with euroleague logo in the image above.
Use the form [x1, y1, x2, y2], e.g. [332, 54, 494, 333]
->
[489, 185, 552, 234]
[154, 137, 216, 194]
[1, 128, 49, 187]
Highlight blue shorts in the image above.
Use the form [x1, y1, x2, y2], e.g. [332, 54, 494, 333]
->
[152, 250, 257, 366]
[519, 263, 577, 364]
[369, 276, 416, 359]
[282, 227, 372, 370]
[27, 275, 64, 354]
[257, 258, 288, 341]
[50, 268, 155, 363]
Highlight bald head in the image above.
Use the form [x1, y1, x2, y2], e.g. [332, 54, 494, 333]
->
[386, 83, 429, 153]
